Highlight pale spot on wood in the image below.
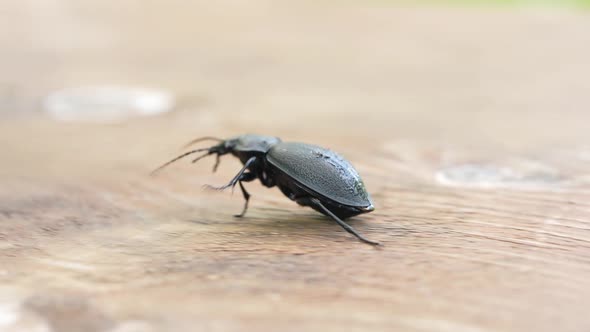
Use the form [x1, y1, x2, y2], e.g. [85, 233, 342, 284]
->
[436, 163, 564, 189]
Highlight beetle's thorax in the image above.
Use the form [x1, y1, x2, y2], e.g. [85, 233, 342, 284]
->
[231, 150, 265, 165]
[225, 134, 281, 154]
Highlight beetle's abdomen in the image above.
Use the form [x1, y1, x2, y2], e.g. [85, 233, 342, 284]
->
[266, 142, 372, 207]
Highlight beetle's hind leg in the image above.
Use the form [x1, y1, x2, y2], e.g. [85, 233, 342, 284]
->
[307, 198, 380, 246]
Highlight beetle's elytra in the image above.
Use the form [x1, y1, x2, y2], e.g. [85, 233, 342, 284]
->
[152, 134, 379, 245]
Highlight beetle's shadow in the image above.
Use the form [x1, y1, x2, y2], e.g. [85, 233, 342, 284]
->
[187, 207, 417, 247]
[256, 207, 328, 227]
[186, 206, 413, 244]
[240, 207, 392, 241]
[188, 206, 358, 230]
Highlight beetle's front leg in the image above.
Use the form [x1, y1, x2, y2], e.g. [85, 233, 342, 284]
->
[208, 171, 256, 218]
[204, 157, 259, 217]
[204, 156, 257, 192]
[234, 179, 254, 218]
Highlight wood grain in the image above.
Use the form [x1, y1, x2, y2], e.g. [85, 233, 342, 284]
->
[1, 2, 590, 332]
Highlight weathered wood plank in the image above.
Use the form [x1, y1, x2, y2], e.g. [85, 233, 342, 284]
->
[1, 2, 590, 332]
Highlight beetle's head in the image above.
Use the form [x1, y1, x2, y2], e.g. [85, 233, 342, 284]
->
[150, 135, 280, 176]
[150, 136, 227, 176]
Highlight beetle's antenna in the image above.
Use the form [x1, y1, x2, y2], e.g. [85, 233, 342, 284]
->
[191, 152, 211, 164]
[150, 148, 211, 176]
[190, 148, 221, 172]
[182, 136, 224, 149]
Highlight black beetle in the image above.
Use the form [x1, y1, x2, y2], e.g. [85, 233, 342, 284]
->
[152, 134, 379, 245]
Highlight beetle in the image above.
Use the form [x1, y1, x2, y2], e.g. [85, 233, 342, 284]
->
[151, 134, 379, 245]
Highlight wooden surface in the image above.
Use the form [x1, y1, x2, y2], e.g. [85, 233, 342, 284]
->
[2, 2, 590, 332]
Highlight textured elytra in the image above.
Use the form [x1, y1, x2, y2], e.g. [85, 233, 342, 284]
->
[267, 142, 372, 207]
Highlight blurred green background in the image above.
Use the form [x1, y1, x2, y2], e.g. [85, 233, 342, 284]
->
[404, 0, 590, 7]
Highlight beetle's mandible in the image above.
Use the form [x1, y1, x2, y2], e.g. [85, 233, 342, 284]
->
[151, 134, 379, 245]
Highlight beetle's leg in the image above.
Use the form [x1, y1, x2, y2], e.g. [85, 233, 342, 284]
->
[204, 156, 257, 192]
[234, 180, 251, 218]
[308, 198, 380, 246]
[212, 154, 221, 173]
[209, 171, 255, 217]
